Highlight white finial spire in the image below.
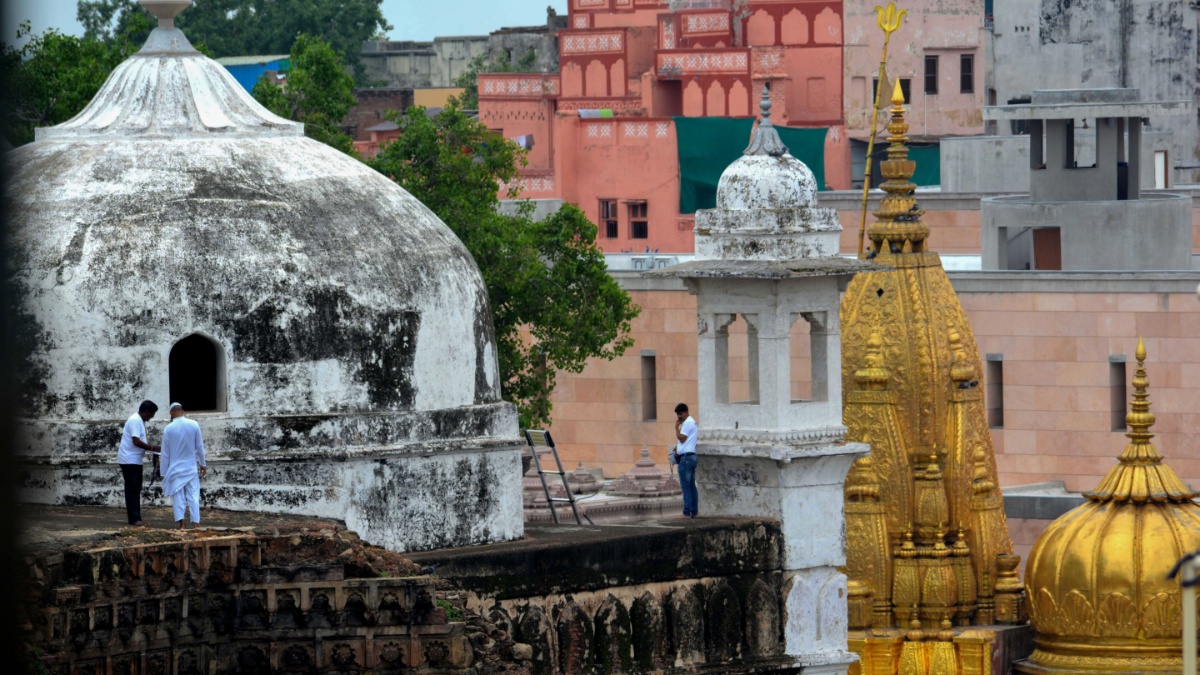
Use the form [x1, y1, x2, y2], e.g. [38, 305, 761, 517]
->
[744, 83, 789, 157]
[137, 1, 198, 54]
[141, 1, 193, 30]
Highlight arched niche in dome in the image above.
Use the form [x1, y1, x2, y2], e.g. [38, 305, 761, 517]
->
[169, 333, 227, 412]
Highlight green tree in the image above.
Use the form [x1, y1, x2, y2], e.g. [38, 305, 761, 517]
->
[368, 104, 639, 427]
[252, 34, 357, 154]
[0, 18, 146, 146]
[452, 47, 539, 109]
[78, 0, 390, 80]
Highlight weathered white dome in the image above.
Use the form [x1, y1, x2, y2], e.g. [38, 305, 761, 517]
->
[715, 152, 818, 211]
[7, 5, 524, 553]
[9, 48, 501, 423]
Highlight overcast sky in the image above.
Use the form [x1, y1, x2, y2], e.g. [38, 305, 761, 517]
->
[3, 1, 568, 44]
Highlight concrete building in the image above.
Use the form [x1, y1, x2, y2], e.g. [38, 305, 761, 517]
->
[6, 1, 524, 553]
[981, 88, 1192, 271]
[359, 8, 565, 90]
[979, 87, 1195, 270]
[843, 0, 987, 186]
[342, 88, 415, 141]
[988, 0, 1199, 184]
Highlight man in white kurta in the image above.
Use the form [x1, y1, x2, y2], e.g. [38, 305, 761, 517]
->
[160, 402, 207, 529]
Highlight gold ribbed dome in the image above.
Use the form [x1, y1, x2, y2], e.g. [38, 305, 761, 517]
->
[1019, 339, 1200, 674]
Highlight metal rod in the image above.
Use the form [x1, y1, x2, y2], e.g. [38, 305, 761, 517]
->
[857, 2, 907, 259]
[857, 39, 893, 259]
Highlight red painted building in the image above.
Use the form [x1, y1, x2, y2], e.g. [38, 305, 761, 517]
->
[479, 0, 852, 255]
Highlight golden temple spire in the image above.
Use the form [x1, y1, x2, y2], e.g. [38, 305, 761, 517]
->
[868, 80, 928, 256]
[1085, 337, 1197, 503]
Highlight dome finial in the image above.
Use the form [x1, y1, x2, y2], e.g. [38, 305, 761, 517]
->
[1085, 337, 1197, 503]
[744, 83, 789, 157]
[1123, 335, 1157, 445]
[141, 1, 193, 30]
[135, 1, 198, 54]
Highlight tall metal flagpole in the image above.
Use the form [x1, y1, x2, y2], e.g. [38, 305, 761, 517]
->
[858, 2, 907, 259]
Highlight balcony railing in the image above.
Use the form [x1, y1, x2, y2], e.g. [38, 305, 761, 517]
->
[656, 49, 749, 77]
[478, 74, 560, 99]
[561, 30, 625, 55]
[669, 0, 729, 10]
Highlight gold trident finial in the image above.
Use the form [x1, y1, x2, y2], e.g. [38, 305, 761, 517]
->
[875, 1, 908, 36]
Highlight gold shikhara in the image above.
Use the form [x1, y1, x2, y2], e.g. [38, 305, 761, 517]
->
[841, 92, 1022, 675]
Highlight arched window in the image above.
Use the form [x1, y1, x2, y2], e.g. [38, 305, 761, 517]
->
[169, 334, 226, 412]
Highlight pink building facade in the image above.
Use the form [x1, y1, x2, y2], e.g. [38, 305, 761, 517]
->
[843, 0, 986, 141]
[478, 0, 855, 255]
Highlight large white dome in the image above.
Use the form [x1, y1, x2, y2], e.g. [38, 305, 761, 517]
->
[8, 29, 501, 424]
[7, 4, 523, 553]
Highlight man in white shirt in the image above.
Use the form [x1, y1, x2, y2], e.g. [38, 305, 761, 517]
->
[160, 403, 208, 529]
[674, 402, 699, 518]
[118, 400, 160, 527]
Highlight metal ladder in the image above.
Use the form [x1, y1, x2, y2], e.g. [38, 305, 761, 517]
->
[525, 429, 585, 525]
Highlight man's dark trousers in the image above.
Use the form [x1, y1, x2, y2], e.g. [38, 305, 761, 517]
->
[119, 463, 143, 524]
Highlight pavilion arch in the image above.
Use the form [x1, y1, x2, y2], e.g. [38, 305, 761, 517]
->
[169, 333, 227, 412]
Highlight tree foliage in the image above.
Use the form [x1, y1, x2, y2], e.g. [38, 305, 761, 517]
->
[252, 34, 357, 154]
[77, 0, 390, 80]
[452, 47, 539, 110]
[0, 19, 146, 146]
[368, 104, 639, 427]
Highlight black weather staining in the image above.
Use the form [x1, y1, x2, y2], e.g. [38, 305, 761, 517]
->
[473, 287, 499, 405]
[219, 287, 420, 409]
[8, 278, 57, 418]
[76, 423, 124, 456]
[57, 221, 90, 285]
[356, 453, 502, 551]
[185, 166, 284, 204]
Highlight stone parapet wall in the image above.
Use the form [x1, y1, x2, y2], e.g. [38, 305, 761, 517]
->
[410, 519, 799, 674]
[20, 442, 524, 554]
[24, 532, 481, 675]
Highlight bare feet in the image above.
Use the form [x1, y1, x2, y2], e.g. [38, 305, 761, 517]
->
[132, 521, 147, 528]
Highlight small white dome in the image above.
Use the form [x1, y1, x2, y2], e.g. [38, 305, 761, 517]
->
[716, 152, 818, 211]
[713, 86, 819, 212]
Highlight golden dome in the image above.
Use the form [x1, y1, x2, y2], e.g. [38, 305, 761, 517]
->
[1020, 339, 1200, 674]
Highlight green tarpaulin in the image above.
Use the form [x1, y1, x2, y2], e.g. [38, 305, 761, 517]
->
[907, 144, 941, 187]
[674, 117, 827, 214]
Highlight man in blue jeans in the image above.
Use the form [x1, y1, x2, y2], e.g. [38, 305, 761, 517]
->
[674, 403, 699, 518]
